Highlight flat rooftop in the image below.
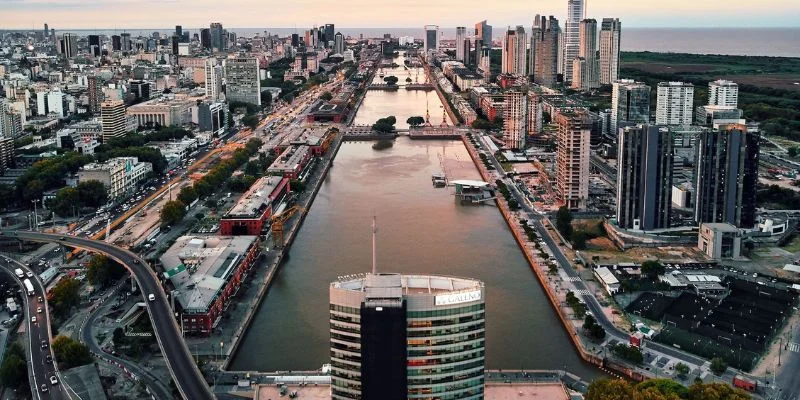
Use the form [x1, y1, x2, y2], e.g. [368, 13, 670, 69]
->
[332, 273, 484, 296]
[485, 382, 571, 400]
[225, 176, 285, 218]
[268, 145, 310, 173]
[160, 235, 257, 312]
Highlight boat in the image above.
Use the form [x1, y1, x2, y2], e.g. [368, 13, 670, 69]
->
[431, 173, 447, 187]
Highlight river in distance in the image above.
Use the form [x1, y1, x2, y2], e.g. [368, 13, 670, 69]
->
[229, 137, 601, 380]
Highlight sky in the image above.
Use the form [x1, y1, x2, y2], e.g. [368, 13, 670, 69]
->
[2, 0, 800, 30]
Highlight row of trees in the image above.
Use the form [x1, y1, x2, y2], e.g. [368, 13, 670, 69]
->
[586, 378, 750, 400]
[46, 180, 108, 218]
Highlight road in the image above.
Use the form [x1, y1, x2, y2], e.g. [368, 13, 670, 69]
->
[0, 254, 67, 400]
[2, 231, 214, 400]
[79, 282, 173, 400]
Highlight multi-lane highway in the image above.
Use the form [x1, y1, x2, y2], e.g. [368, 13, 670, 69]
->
[2, 231, 214, 400]
[0, 254, 66, 399]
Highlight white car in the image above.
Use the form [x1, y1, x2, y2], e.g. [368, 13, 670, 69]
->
[31, 316, 37, 323]
[50, 375, 58, 385]
[148, 294, 156, 302]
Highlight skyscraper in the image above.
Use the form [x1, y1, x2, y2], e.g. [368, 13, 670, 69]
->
[562, 0, 586, 83]
[61, 33, 78, 58]
[100, 100, 126, 143]
[210, 22, 225, 51]
[200, 28, 211, 50]
[111, 35, 121, 51]
[87, 75, 102, 114]
[175, 25, 183, 39]
[656, 82, 694, 126]
[611, 79, 651, 133]
[617, 124, 674, 230]
[324, 24, 335, 46]
[120, 33, 132, 52]
[555, 108, 591, 209]
[694, 123, 760, 228]
[572, 19, 598, 90]
[599, 18, 621, 85]
[455, 27, 467, 61]
[333, 32, 345, 55]
[224, 57, 261, 106]
[330, 273, 485, 400]
[503, 89, 528, 150]
[423, 25, 439, 53]
[708, 80, 739, 107]
[501, 26, 527, 76]
[88, 35, 101, 57]
[530, 15, 560, 87]
[475, 20, 492, 48]
[44, 23, 49, 38]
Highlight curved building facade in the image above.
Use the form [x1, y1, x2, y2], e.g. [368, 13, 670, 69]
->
[330, 273, 486, 400]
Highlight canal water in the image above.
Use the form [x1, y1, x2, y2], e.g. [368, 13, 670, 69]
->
[230, 138, 601, 380]
[353, 52, 452, 129]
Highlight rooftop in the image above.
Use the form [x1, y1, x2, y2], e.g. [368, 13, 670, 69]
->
[268, 145, 310, 173]
[224, 176, 286, 218]
[160, 235, 257, 312]
[332, 273, 484, 297]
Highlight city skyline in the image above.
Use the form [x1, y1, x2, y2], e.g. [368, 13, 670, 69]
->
[3, 0, 800, 30]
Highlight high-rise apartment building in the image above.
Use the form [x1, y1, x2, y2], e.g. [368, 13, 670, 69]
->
[87, 75, 102, 114]
[599, 18, 621, 85]
[501, 26, 527, 76]
[0, 102, 23, 139]
[611, 79, 651, 133]
[562, 0, 586, 82]
[100, 100, 126, 143]
[423, 25, 439, 53]
[334, 32, 345, 55]
[695, 123, 760, 228]
[571, 19, 598, 90]
[455, 27, 467, 62]
[617, 124, 674, 231]
[225, 57, 261, 106]
[503, 89, 528, 150]
[204, 58, 222, 101]
[656, 82, 694, 126]
[475, 20, 492, 48]
[708, 80, 739, 107]
[529, 15, 559, 87]
[555, 109, 591, 209]
[120, 33, 132, 52]
[200, 28, 211, 50]
[210, 22, 225, 51]
[329, 273, 486, 400]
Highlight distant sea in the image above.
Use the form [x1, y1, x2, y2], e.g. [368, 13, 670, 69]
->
[24, 27, 800, 58]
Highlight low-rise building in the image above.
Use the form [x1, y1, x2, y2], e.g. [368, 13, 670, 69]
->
[220, 176, 291, 236]
[593, 266, 620, 295]
[126, 97, 194, 128]
[77, 157, 153, 200]
[160, 235, 261, 336]
[267, 145, 312, 180]
[698, 222, 742, 260]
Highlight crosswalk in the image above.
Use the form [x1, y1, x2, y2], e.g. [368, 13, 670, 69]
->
[572, 289, 591, 296]
[788, 342, 800, 353]
[565, 276, 582, 282]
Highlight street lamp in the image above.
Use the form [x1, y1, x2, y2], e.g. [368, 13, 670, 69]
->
[32, 200, 40, 231]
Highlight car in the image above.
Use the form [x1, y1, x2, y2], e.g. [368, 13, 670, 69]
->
[50, 375, 58, 385]
[41, 340, 48, 349]
[25, 271, 33, 278]
[133, 259, 140, 264]
[148, 293, 156, 302]
[37, 307, 42, 313]
[45, 354, 52, 363]
[38, 296, 43, 302]
[31, 316, 37, 323]
[41, 384, 48, 392]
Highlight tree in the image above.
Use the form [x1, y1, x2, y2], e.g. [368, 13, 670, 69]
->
[586, 379, 634, 400]
[384, 75, 399, 85]
[789, 146, 798, 157]
[290, 179, 307, 193]
[641, 260, 666, 278]
[709, 357, 728, 375]
[52, 336, 92, 369]
[177, 186, 198, 206]
[320, 91, 333, 101]
[405, 77, 413, 83]
[675, 362, 690, 379]
[50, 278, 80, 316]
[471, 118, 495, 130]
[242, 114, 260, 130]
[372, 116, 397, 134]
[610, 343, 643, 364]
[406, 116, 426, 127]
[76, 180, 108, 208]
[586, 379, 750, 400]
[555, 206, 573, 239]
[49, 187, 81, 217]
[687, 382, 750, 400]
[0, 343, 28, 389]
[571, 230, 588, 250]
[87, 254, 126, 288]
[260, 91, 272, 107]
[161, 200, 186, 226]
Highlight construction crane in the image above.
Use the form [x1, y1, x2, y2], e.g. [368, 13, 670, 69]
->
[270, 205, 306, 248]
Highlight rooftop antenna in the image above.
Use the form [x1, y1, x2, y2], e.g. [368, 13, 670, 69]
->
[372, 215, 377, 275]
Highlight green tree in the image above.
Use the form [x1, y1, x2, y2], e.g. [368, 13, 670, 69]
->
[0, 184, 15, 211]
[383, 75, 399, 85]
[406, 116, 426, 127]
[160, 200, 187, 226]
[687, 382, 750, 400]
[50, 278, 80, 316]
[320, 91, 333, 101]
[586, 379, 634, 400]
[177, 186, 198, 205]
[610, 343, 643, 364]
[86, 254, 126, 288]
[789, 147, 798, 157]
[372, 116, 397, 133]
[76, 180, 108, 208]
[0, 343, 28, 389]
[52, 335, 92, 368]
[555, 206, 573, 239]
[587, 378, 750, 400]
[49, 187, 81, 217]
[571, 230, 588, 250]
[710, 357, 728, 375]
[675, 362, 690, 379]
[290, 179, 307, 193]
[242, 114, 260, 130]
[641, 260, 666, 278]
[405, 77, 413, 83]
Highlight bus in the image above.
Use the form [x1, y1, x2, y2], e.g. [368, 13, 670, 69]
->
[23, 279, 34, 296]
